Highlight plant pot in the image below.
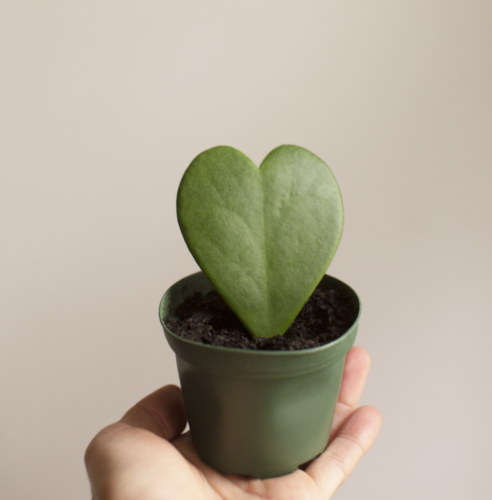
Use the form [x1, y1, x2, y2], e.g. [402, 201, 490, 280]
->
[159, 271, 361, 478]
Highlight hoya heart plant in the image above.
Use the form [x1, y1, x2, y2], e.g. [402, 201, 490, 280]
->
[177, 145, 343, 339]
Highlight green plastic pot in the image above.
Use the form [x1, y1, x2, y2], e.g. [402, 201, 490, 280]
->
[159, 271, 361, 478]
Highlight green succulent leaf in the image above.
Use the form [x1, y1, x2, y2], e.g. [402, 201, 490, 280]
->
[177, 145, 344, 338]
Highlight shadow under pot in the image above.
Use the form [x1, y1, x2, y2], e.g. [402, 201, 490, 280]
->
[159, 271, 361, 479]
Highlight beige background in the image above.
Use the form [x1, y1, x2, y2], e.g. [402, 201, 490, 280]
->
[1, 1, 491, 498]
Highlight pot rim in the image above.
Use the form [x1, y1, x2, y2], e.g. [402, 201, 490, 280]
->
[159, 271, 361, 357]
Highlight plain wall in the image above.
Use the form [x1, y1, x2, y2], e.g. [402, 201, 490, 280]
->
[1, 1, 491, 498]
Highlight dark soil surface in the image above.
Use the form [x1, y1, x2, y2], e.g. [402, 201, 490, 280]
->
[164, 285, 358, 351]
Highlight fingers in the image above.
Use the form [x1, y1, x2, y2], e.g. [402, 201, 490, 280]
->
[120, 384, 187, 441]
[329, 346, 371, 441]
[338, 347, 371, 408]
[306, 406, 382, 498]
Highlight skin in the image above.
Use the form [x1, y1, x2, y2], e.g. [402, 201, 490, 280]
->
[85, 346, 382, 500]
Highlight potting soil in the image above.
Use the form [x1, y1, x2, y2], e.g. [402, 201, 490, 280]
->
[164, 285, 358, 351]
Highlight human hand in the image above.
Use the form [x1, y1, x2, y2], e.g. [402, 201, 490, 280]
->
[85, 346, 382, 499]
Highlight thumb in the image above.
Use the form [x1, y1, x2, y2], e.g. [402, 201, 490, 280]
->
[120, 384, 187, 441]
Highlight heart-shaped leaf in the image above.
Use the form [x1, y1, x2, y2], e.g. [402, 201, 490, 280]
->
[177, 145, 343, 338]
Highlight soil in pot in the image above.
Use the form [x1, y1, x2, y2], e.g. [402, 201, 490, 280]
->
[164, 284, 358, 351]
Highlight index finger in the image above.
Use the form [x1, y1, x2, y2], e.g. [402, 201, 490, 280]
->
[329, 346, 371, 441]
